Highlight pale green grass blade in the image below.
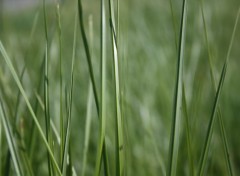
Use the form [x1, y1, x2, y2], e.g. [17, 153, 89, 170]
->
[56, 2, 64, 166]
[0, 99, 23, 176]
[200, 1, 236, 175]
[77, 1, 109, 175]
[95, 0, 107, 175]
[61, 10, 77, 176]
[198, 7, 240, 176]
[167, 0, 187, 176]
[0, 41, 62, 176]
[82, 82, 93, 176]
[43, 0, 53, 174]
[108, 0, 124, 175]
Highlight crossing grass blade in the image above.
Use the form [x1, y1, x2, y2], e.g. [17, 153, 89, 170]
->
[200, 1, 236, 175]
[167, 0, 187, 176]
[0, 41, 62, 176]
[77, 0, 109, 175]
[108, 0, 124, 175]
[0, 99, 23, 176]
[198, 7, 240, 176]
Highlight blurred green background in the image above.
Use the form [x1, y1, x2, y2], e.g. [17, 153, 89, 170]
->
[0, 0, 240, 175]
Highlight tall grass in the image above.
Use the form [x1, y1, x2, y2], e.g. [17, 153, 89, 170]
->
[0, 0, 240, 175]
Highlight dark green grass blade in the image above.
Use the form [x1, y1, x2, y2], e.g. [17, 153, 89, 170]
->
[0, 99, 23, 176]
[95, 0, 107, 175]
[169, 0, 194, 175]
[77, 1, 109, 175]
[107, 0, 124, 175]
[61, 10, 77, 176]
[167, 0, 187, 176]
[198, 7, 240, 176]
[200, 1, 237, 175]
[0, 41, 62, 176]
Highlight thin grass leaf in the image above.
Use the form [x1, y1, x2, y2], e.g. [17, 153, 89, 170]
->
[198, 7, 240, 176]
[95, 0, 108, 175]
[169, 1, 194, 175]
[0, 99, 23, 176]
[43, 1, 54, 174]
[0, 41, 62, 176]
[108, 0, 124, 175]
[61, 10, 77, 176]
[77, 1, 109, 175]
[167, 0, 187, 176]
[82, 82, 93, 176]
[55, 2, 64, 166]
[200, 1, 235, 175]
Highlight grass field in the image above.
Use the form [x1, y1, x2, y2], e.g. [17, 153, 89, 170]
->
[0, 0, 240, 175]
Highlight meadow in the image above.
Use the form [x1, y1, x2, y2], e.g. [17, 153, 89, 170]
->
[0, 0, 240, 175]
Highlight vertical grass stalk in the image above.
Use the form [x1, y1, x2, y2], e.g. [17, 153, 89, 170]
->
[108, 0, 124, 175]
[167, 0, 187, 176]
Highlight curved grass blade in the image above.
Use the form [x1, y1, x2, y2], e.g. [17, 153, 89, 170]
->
[77, 1, 109, 175]
[198, 7, 240, 176]
[167, 0, 187, 176]
[0, 99, 23, 176]
[0, 41, 62, 176]
[200, 1, 237, 175]
[107, 0, 124, 175]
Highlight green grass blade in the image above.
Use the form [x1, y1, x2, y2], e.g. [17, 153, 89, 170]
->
[200, 1, 237, 175]
[108, 0, 124, 175]
[167, 0, 187, 176]
[95, 0, 107, 175]
[61, 10, 77, 176]
[43, 0, 54, 174]
[0, 41, 62, 176]
[82, 82, 93, 176]
[198, 7, 240, 176]
[77, 1, 109, 175]
[56, 2, 64, 166]
[0, 99, 23, 176]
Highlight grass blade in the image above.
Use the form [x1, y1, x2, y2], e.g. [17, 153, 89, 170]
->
[95, 0, 108, 175]
[200, 1, 237, 175]
[167, 0, 187, 176]
[0, 41, 62, 176]
[108, 0, 124, 175]
[82, 82, 93, 176]
[0, 99, 23, 176]
[77, 1, 109, 175]
[56, 2, 64, 166]
[198, 7, 240, 176]
[61, 10, 77, 176]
